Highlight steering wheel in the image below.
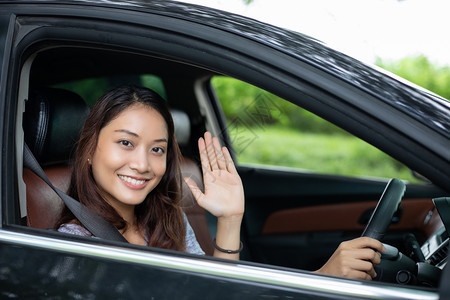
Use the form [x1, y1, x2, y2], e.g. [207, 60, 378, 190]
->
[361, 178, 414, 283]
[361, 178, 443, 285]
[361, 178, 406, 240]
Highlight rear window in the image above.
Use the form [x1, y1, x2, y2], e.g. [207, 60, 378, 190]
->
[54, 74, 166, 106]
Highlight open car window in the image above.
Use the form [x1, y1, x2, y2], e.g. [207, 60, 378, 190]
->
[211, 76, 424, 184]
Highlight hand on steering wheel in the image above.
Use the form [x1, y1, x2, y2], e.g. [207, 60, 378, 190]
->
[315, 179, 405, 280]
[361, 178, 406, 281]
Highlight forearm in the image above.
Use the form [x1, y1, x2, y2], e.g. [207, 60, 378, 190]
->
[213, 215, 243, 260]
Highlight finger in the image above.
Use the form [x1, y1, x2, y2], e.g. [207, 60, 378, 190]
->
[222, 146, 237, 174]
[350, 271, 372, 280]
[356, 271, 373, 281]
[367, 267, 377, 279]
[212, 136, 226, 170]
[347, 256, 374, 273]
[204, 132, 219, 170]
[344, 248, 381, 265]
[355, 237, 386, 252]
[359, 248, 380, 263]
[341, 268, 373, 280]
[198, 137, 212, 174]
[373, 251, 382, 265]
[184, 177, 205, 205]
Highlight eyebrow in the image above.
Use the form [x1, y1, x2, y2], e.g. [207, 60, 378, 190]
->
[114, 129, 168, 143]
[115, 129, 139, 137]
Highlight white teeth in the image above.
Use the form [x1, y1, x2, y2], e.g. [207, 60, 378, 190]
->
[119, 175, 146, 186]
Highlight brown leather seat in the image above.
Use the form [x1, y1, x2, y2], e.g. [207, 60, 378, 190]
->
[23, 88, 213, 255]
[23, 166, 70, 230]
[23, 88, 89, 229]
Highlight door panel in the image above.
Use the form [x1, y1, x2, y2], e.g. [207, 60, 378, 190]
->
[261, 198, 435, 234]
[238, 165, 444, 270]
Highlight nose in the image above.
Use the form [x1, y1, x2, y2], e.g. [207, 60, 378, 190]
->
[129, 148, 150, 173]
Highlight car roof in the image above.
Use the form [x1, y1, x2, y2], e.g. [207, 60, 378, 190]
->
[5, 0, 450, 139]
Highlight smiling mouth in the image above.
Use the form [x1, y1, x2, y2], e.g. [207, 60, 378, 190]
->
[118, 175, 149, 186]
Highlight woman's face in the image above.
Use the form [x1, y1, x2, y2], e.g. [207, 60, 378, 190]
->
[91, 103, 168, 212]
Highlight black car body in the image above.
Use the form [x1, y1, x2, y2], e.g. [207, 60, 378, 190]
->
[0, 0, 449, 298]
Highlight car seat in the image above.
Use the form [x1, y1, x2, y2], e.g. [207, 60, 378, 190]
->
[23, 87, 213, 255]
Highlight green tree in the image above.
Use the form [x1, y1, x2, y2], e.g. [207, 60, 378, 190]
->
[211, 77, 347, 135]
[376, 55, 450, 101]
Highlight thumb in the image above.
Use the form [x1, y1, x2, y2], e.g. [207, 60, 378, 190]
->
[183, 177, 205, 204]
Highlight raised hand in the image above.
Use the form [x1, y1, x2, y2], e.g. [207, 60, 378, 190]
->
[184, 131, 244, 219]
[183, 132, 244, 259]
[314, 237, 385, 280]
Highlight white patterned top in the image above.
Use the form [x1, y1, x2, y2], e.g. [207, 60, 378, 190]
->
[58, 213, 205, 255]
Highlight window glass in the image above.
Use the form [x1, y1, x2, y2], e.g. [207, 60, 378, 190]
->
[53, 74, 166, 106]
[211, 76, 421, 183]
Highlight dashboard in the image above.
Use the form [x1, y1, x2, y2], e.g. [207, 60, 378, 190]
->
[421, 197, 450, 270]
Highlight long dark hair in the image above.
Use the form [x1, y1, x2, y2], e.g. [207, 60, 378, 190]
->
[56, 85, 186, 251]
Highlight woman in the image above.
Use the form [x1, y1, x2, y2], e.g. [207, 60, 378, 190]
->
[56, 85, 384, 277]
[56, 85, 243, 259]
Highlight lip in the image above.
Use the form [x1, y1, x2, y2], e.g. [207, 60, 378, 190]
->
[118, 174, 150, 190]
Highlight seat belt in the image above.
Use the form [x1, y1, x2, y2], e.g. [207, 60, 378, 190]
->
[23, 143, 128, 243]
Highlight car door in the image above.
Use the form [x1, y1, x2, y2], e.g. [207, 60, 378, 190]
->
[0, 2, 446, 299]
[204, 75, 447, 271]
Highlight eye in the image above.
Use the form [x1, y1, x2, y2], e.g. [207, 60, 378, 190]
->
[152, 147, 165, 155]
[119, 140, 133, 147]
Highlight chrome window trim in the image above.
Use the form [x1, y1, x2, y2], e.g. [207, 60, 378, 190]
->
[0, 230, 438, 300]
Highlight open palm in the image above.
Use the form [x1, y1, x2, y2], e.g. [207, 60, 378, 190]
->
[184, 132, 244, 219]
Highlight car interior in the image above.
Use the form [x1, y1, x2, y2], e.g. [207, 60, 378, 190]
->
[13, 42, 448, 288]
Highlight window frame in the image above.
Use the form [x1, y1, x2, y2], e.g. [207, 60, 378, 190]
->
[0, 6, 444, 298]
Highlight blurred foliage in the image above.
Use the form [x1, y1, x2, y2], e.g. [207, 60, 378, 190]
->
[232, 125, 418, 182]
[214, 55, 450, 135]
[376, 55, 450, 101]
[211, 77, 348, 135]
[55, 78, 110, 107]
[54, 74, 166, 107]
[212, 76, 421, 183]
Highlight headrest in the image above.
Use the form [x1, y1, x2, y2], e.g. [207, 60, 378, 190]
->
[23, 88, 90, 165]
[171, 109, 190, 146]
